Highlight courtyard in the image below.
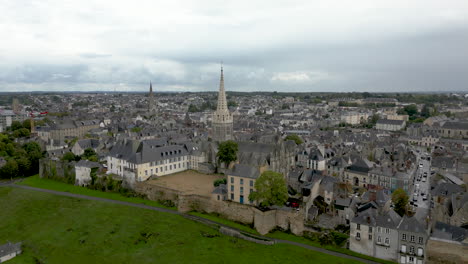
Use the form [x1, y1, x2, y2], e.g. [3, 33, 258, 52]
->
[145, 170, 224, 197]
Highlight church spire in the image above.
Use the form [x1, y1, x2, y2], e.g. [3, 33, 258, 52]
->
[150, 81, 153, 93]
[216, 66, 228, 112]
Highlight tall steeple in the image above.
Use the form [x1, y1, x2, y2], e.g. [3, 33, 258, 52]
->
[216, 66, 228, 112]
[148, 81, 155, 114]
[212, 65, 233, 142]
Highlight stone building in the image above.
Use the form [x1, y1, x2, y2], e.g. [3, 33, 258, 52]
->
[212, 66, 233, 142]
[227, 164, 260, 204]
[397, 216, 429, 264]
[376, 119, 406, 131]
[38, 119, 100, 142]
[438, 121, 468, 139]
[106, 139, 190, 183]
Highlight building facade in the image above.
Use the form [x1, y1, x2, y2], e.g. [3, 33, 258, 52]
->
[227, 164, 260, 204]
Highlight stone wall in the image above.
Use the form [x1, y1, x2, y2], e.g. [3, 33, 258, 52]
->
[39, 158, 75, 184]
[253, 208, 305, 235]
[135, 181, 304, 235]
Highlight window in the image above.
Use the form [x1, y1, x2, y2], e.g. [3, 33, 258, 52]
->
[418, 237, 423, 244]
[377, 236, 381, 243]
[409, 246, 415, 254]
[409, 256, 414, 263]
[402, 234, 407, 241]
[385, 238, 389, 245]
[231, 177, 234, 184]
[156, 168, 158, 173]
[250, 180, 253, 187]
[410, 235, 415, 243]
[356, 232, 360, 240]
[178, 163, 181, 168]
[377, 227, 381, 233]
[417, 247, 423, 257]
[368, 234, 372, 240]
[151, 169, 153, 174]
[230, 193, 234, 200]
[169, 165, 172, 170]
[240, 187, 244, 194]
[217, 195, 220, 201]
[386, 228, 390, 234]
[240, 179, 244, 185]
[369, 226, 372, 232]
[250, 189, 253, 194]
[401, 244, 407, 253]
[357, 224, 361, 230]
[145, 170, 148, 176]
[230, 185, 234, 192]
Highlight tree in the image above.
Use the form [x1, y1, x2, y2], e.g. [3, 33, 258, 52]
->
[62, 152, 76, 162]
[285, 134, 303, 145]
[188, 104, 199, 113]
[227, 101, 238, 107]
[22, 120, 31, 131]
[10, 121, 23, 131]
[249, 171, 288, 207]
[421, 104, 431, 118]
[392, 188, 409, 216]
[0, 160, 19, 179]
[401, 104, 418, 117]
[82, 148, 98, 162]
[216, 140, 238, 166]
[13, 128, 30, 138]
[131, 127, 142, 133]
[213, 178, 227, 187]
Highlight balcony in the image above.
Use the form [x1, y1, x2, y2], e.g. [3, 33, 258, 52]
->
[355, 236, 361, 241]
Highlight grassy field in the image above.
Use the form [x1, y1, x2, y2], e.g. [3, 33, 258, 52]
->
[18, 175, 175, 209]
[0, 187, 361, 264]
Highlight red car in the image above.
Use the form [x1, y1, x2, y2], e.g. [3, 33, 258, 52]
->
[290, 202, 299, 208]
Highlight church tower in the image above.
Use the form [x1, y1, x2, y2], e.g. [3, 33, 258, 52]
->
[148, 81, 156, 114]
[212, 66, 233, 142]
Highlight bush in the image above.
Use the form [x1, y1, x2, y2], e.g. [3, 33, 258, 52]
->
[330, 231, 348, 246]
[213, 178, 227, 187]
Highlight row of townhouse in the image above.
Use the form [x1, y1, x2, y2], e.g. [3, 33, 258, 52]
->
[350, 209, 429, 264]
[343, 157, 413, 192]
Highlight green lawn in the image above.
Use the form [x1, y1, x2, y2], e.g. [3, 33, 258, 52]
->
[189, 212, 260, 235]
[0, 187, 360, 264]
[18, 175, 175, 209]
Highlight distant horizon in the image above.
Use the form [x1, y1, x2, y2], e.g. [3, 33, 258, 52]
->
[0, 90, 467, 95]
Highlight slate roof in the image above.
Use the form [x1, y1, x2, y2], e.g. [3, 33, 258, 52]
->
[108, 139, 188, 164]
[347, 158, 373, 173]
[432, 222, 468, 242]
[76, 160, 101, 168]
[442, 121, 468, 130]
[228, 164, 260, 179]
[375, 210, 402, 229]
[397, 216, 427, 234]
[377, 119, 405, 125]
[76, 139, 100, 149]
[352, 207, 377, 226]
[431, 183, 464, 197]
[0, 242, 21, 257]
[212, 184, 227, 195]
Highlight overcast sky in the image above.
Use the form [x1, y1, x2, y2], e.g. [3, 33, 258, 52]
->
[1, 0, 468, 92]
